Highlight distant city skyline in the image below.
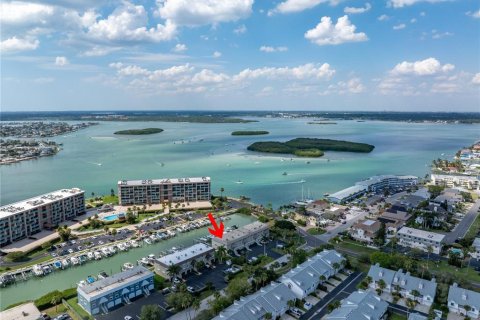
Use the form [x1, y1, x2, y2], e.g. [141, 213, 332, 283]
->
[1, 0, 479, 112]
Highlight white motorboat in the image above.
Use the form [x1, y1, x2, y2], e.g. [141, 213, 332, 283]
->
[87, 252, 95, 260]
[61, 259, 70, 268]
[71, 257, 80, 266]
[42, 265, 52, 274]
[130, 240, 139, 247]
[122, 262, 135, 271]
[32, 265, 44, 276]
[94, 251, 102, 260]
[144, 238, 152, 245]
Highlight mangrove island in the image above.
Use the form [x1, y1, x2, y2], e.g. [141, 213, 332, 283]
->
[114, 128, 164, 135]
[231, 130, 269, 136]
[247, 138, 374, 157]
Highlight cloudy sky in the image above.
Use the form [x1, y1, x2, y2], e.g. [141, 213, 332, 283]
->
[1, 0, 479, 111]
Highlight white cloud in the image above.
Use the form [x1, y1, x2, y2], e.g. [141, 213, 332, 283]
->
[82, 46, 120, 57]
[472, 73, 480, 85]
[191, 69, 229, 84]
[86, 3, 176, 42]
[466, 9, 480, 18]
[378, 14, 390, 21]
[431, 30, 453, 39]
[156, 0, 253, 26]
[335, 78, 365, 93]
[389, 0, 448, 8]
[173, 43, 188, 52]
[212, 51, 222, 58]
[393, 23, 406, 30]
[233, 63, 335, 81]
[259, 46, 288, 52]
[0, 36, 39, 53]
[391, 58, 454, 76]
[344, 3, 371, 14]
[0, 1, 54, 26]
[410, 18, 417, 23]
[268, 0, 339, 15]
[233, 24, 247, 34]
[55, 56, 69, 66]
[305, 15, 368, 46]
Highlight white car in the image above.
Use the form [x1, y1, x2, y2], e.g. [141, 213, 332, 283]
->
[304, 302, 313, 310]
[124, 316, 133, 320]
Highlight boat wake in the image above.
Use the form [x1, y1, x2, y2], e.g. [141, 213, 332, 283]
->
[268, 180, 306, 185]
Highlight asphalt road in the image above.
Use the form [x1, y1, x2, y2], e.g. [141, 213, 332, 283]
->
[301, 271, 364, 320]
[444, 199, 480, 244]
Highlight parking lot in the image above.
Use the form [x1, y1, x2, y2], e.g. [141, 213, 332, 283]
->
[94, 241, 281, 320]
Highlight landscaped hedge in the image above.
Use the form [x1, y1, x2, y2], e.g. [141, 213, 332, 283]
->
[34, 288, 77, 310]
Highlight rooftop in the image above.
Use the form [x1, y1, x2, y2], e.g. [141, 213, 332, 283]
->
[118, 177, 210, 186]
[326, 290, 388, 320]
[214, 221, 268, 244]
[448, 283, 480, 309]
[328, 185, 367, 201]
[78, 266, 153, 297]
[0, 188, 84, 219]
[398, 227, 445, 242]
[0, 302, 41, 320]
[156, 243, 213, 266]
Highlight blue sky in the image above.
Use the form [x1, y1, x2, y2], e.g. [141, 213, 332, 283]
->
[1, 0, 479, 111]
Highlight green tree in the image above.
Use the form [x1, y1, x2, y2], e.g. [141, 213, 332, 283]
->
[110, 188, 115, 197]
[220, 187, 225, 198]
[226, 277, 250, 300]
[50, 294, 61, 312]
[378, 279, 386, 293]
[57, 226, 72, 242]
[111, 228, 117, 239]
[140, 304, 164, 320]
[215, 246, 228, 263]
[167, 264, 181, 280]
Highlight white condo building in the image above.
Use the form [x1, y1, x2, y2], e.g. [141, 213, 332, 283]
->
[0, 188, 85, 247]
[397, 227, 444, 254]
[211, 221, 269, 254]
[328, 175, 418, 204]
[117, 177, 211, 205]
[431, 174, 479, 190]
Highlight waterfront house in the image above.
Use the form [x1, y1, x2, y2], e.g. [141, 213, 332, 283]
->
[350, 219, 382, 244]
[77, 266, 154, 316]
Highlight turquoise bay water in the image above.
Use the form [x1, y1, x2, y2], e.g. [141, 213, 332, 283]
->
[1, 118, 479, 207]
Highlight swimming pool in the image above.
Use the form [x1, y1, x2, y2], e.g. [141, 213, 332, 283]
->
[102, 213, 125, 221]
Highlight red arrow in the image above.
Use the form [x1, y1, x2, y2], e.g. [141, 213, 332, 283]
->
[207, 212, 224, 239]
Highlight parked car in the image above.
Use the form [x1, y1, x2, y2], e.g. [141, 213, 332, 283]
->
[304, 302, 313, 310]
[289, 308, 303, 318]
[125, 316, 133, 320]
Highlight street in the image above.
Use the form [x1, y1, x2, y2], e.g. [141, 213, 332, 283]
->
[444, 199, 480, 244]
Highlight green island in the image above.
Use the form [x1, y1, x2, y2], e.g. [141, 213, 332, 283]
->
[307, 121, 337, 125]
[247, 138, 374, 157]
[231, 130, 269, 136]
[113, 128, 164, 135]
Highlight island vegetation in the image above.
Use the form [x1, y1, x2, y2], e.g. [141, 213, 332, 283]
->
[114, 128, 164, 135]
[307, 122, 337, 125]
[231, 130, 269, 136]
[247, 138, 374, 157]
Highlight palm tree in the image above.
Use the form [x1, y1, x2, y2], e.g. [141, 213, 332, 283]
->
[213, 291, 221, 300]
[215, 246, 228, 263]
[287, 299, 296, 310]
[51, 294, 61, 312]
[332, 262, 340, 272]
[104, 226, 109, 235]
[220, 187, 225, 199]
[378, 279, 386, 293]
[111, 228, 117, 239]
[167, 264, 181, 280]
[264, 312, 273, 320]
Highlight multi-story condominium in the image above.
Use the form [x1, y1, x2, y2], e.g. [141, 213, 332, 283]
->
[326, 290, 388, 320]
[280, 250, 345, 299]
[328, 175, 418, 204]
[77, 266, 154, 316]
[350, 219, 382, 244]
[448, 283, 480, 319]
[213, 282, 297, 320]
[117, 177, 211, 206]
[211, 221, 269, 254]
[153, 243, 214, 279]
[431, 173, 479, 190]
[0, 188, 85, 247]
[367, 264, 437, 306]
[397, 227, 444, 254]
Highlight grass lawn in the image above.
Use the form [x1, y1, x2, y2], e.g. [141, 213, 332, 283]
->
[307, 228, 326, 235]
[465, 212, 480, 239]
[427, 260, 480, 284]
[43, 304, 68, 318]
[66, 297, 94, 320]
[334, 239, 378, 256]
[388, 312, 407, 320]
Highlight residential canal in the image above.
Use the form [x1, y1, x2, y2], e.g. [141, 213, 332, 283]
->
[0, 214, 256, 309]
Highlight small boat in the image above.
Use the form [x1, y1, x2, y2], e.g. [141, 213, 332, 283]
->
[98, 271, 109, 279]
[109, 246, 117, 254]
[87, 252, 94, 260]
[101, 248, 111, 257]
[94, 251, 102, 260]
[138, 257, 150, 266]
[32, 265, 44, 276]
[124, 242, 131, 249]
[306, 161, 310, 164]
[53, 261, 62, 269]
[78, 280, 86, 287]
[122, 262, 135, 271]
[323, 193, 330, 196]
[282, 172, 287, 176]
[42, 265, 52, 275]
[144, 238, 152, 245]
[235, 180, 243, 184]
[130, 240, 139, 247]
[71, 257, 80, 266]
[61, 259, 70, 268]
[86, 275, 96, 284]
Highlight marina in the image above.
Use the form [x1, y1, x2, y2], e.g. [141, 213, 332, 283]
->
[0, 213, 256, 309]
